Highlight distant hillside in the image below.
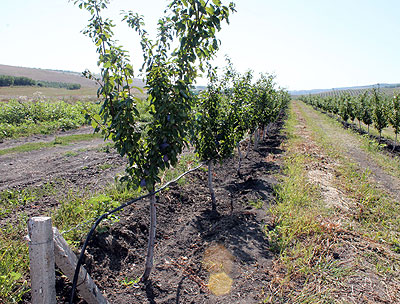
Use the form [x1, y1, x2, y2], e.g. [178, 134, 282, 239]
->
[0, 64, 145, 89]
[290, 83, 400, 96]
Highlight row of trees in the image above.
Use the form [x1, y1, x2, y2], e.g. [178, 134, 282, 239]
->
[301, 90, 400, 148]
[0, 75, 81, 90]
[192, 65, 289, 210]
[74, 0, 288, 292]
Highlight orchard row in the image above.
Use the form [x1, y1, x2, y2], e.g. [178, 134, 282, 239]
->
[300, 89, 400, 146]
[71, 0, 289, 290]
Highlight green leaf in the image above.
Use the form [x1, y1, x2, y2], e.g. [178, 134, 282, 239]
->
[206, 6, 215, 15]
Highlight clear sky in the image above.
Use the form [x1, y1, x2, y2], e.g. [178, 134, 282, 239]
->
[1, 0, 399, 90]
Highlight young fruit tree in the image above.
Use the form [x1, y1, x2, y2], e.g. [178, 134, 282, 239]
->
[190, 69, 236, 212]
[254, 73, 276, 140]
[360, 91, 373, 134]
[355, 91, 368, 131]
[75, 0, 235, 282]
[231, 71, 256, 158]
[339, 93, 353, 123]
[371, 88, 388, 142]
[390, 93, 400, 150]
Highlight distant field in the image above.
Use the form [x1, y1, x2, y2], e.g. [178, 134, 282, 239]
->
[0, 64, 145, 89]
[0, 86, 98, 101]
[0, 64, 98, 88]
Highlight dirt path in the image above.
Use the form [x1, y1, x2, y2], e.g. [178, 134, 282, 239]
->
[0, 126, 95, 150]
[296, 101, 400, 202]
[0, 136, 125, 192]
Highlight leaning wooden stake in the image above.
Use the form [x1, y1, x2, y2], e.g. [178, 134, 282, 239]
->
[52, 228, 109, 304]
[28, 217, 56, 304]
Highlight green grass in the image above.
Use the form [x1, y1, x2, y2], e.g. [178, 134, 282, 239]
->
[0, 133, 102, 156]
[98, 163, 112, 170]
[64, 151, 79, 157]
[52, 192, 123, 246]
[0, 217, 29, 303]
[304, 102, 400, 180]
[248, 199, 264, 209]
[264, 104, 346, 303]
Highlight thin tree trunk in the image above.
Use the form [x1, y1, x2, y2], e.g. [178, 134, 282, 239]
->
[358, 120, 361, 131]
[394, 133, 398, 152]
[237, 145, 242, 175]
[142, 192, 157, 282]
[245, 133, 252, 158]
[254, 128, 259, 150]
[266, 122, 271, 138]
[208, 160, 216, 211]
[262, 125, 265, 141]
[379, 130, 382, 143]
[368, 124, 370, 135]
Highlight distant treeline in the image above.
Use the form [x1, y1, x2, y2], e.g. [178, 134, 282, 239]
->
[0, 75, 81, 90]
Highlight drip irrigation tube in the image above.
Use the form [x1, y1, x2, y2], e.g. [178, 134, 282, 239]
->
[69, 163, 204, 304]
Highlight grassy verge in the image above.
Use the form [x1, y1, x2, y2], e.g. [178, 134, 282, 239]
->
[264, 104, 346, 303]
[264, 101, 400, 303]
[0, 151, 199, 303]
[298, 101, 400, 252]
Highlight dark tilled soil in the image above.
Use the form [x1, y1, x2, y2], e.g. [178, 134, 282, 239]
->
[59, 125, 285, 304]
[0, 127, 127, 228]
[0, 126, 126, 192]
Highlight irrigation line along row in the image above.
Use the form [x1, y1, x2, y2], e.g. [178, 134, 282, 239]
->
[69, 133, 257, 302]
[69, 163, 205, 304]
[62, 136, 252, 234]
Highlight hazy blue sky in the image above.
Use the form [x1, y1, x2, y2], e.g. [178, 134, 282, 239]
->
[1, 0, 399, 90]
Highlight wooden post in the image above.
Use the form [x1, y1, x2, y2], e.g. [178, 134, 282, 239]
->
[28, 217, 56, 304]
[52, 228, 109, 304]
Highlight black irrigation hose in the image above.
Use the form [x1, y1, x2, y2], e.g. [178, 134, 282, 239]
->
[69, 163, 204, 304]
